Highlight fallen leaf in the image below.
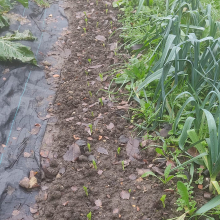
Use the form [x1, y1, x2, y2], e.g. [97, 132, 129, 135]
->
[198, 185, 203, 189]
[129, 174, 137, 180]
[136, 168, 151, 176]
[95, 199, 102, 207]
[126, 138, 140, 160]
[120, 190, 130, 200]
[19, 177, 30, 189]
[97, 147, 108, 155]
[31, 123, 41, 135]
[87, 137, 93, 140]
[164, 189, 174, 193]
[40, 150, 49, 158]
[187, 147, 199, 157]
[89, 65, 103, 69]
[12, 210, 20, 216]
[73, 135, 80, 140]
[98, 136, 103, 140]
[98, 170, 103, 175]
[76, 11, 85, 19]
[71, 186, 78, 192]
[95, 35, 106, 42]
[107, 122, 114, 130]
[152, 166, 164, 176]
[29, 176, 39, 188]
[85, 127, 91, 135]
[63, 143, 81, 162]
[53, 74, 60, 78]
[65, 117, 74, 122]
[24, 152, 31, 158]
[113, 208, 119, 214]
[63, 201, 69, 206]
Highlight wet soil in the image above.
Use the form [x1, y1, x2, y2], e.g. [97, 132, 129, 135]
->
[34, 0, 208, 219]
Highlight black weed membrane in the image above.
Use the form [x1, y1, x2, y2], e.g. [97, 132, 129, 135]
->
[0, 1, 67, 219]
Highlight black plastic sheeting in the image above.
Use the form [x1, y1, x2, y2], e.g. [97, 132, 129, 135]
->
[0, 1, 67, 219]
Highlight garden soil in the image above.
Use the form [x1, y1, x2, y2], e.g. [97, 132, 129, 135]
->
[31, 0, 208, 220]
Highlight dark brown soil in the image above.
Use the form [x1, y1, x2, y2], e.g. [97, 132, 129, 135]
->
[34, 0, 208, 220]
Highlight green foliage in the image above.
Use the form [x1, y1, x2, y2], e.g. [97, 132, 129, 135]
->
[117, 147, 121, 155]
[176, 181, 197, 216]
[32, 0, 49, 8]
[87, 211, 92, 220]
[160, 194, 166, 208]
[88, 124, 93, 133]
[83, 186, 88, 196]
[92, 160, 97, 170]
[122, 160, 124, 170]
[87, 143, 91, 152]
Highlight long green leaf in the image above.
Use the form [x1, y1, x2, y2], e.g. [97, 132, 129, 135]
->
[177, 181, 189, 207]
[136, 0, 144, 14]
[195, 195, 220, 215]
[15, 0, 28, 7]
[0, 14, 9, 29]
[0, 30, 36, 41]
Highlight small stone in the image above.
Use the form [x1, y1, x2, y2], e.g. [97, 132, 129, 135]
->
[129, 174, 137, 180]
[78, 155, 88, 162]
[68, 91, 73, 94]
[88, 155, 96, 162]
[76, 139, 86, 146]
[19, 177, 30, 189]
[56, 173, 62, 179]
[59, 167, 66, 174]
[204, 192, 212, 199]
[119, 135, 129, 144]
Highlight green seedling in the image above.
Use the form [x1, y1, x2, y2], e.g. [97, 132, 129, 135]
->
[83, 186, 88, 196]
[91, 111, 94, 117]
[88, 58, 91, 64]
[85, 17, 88, 26]
[176, 181, 196, 216]
[87, 82, 90, 86]
[103, 43, 105, 47]
[96, 22, 99, 28]
[106, 9, 108, 14]
[85, 70, 88, 75]
[99, 73, 103, 81]
[83, 11, 87, 16]
[142, 164, 174, 184]
[89, 91, 92, 97]
[96, 0, 98, 5]
[160, 195, 166, 208]
[87, 211, 92, 220]
[99, 98, 103, 106]
[92, 160, 97, 170]
[83, 28, 86, 33]
[117, 147, 121, 155]
[110, 21, 113, 29]
[87, 143, 91, 152]
[105, 3, 107, 8]
[88, 124, 93, 133]
[129, 189, 131, 193]
[122, 160, 124, 170]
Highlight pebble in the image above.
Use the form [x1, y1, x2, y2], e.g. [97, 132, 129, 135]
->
[88, 155, 96, 162]
[119, 135, 129, 144]
[76, 139, 86, 146]
[78, 155, 88, 162]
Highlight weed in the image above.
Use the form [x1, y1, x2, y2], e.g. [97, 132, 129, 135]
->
[92, 160, 97, 170]
[96, 22, 99, 28]
[129, 189, 131, 193]
[83, 28, 86, 33]
[87, 82, 90, 86]
[88, 124, 93, 134]
[99, 98, 103, 106]
[87, 211, 92, 220]
[89, 91, 92, 97]
[106, 9, 108, 14]
[85, 17, 88, 26]
[176, 181, 196, 216]
[83, 186, 88, 196]
[33, 0, 49, 7]
[117, 147, 121, 155]
[110, 21, 113, 29]
[99, 73, 103, 81]
[91, 111, 94, 117]
[160, 195, 166, 208]
[87, 143, 91, 152]
[122, 160, 124, 170]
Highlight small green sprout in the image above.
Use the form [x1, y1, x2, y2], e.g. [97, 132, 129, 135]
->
[99, 73, 103, 81]
[83, 27, 86, 33]
[88, 124, 93, 133]
[114, 50, 117, 56]
[103, 43, 105, 47]
[122, 160, 124, 170]
[106, 9, 108, 14]
[92, 160, 97, 170]
[85, 17, 88, 26]
[96, 22, 99, 28]
[87, 143, 91, 152]
[85, 70, 89, 75]
[87, 82, 90, 86]
[99, 98, 103, 106]
[129, 189, 131, 193]
[110, 21, 113, 29]
[91, 111, 94, 117]
[105, 3, 107, 8]
[117, 147, 121, 155]
[88, 58, 91, 64]
[83, 186, 88, 196]
[87, 211, 92, 220]
[84, 11, 87, 16]
[160, 195, 166, 208]
[88, 91, 92, 96]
